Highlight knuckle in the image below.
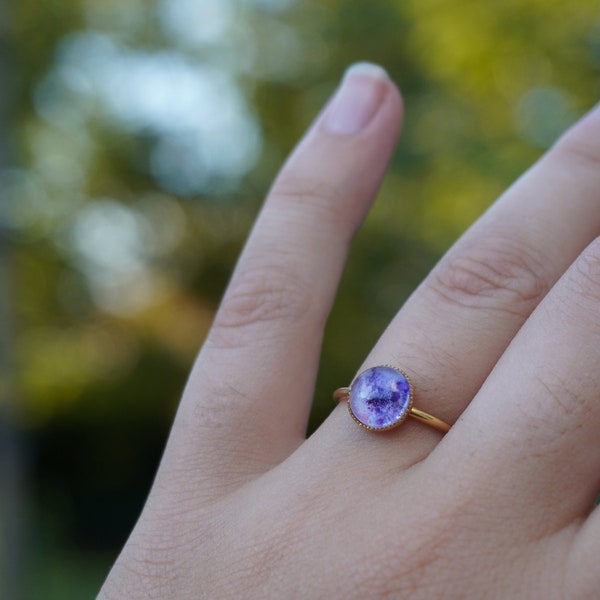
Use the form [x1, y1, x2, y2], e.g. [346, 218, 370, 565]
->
[517, 367, 592, 451]
[210, 259, 312, 346]
[516, 243, 600, 441]
[551, 119, 600, 172]
[565, 238, 600, 306]
[271, 174, 353, 228]
[272, 172, 338, 207]
[550, 240, 600, 335]
[427, 235, 549, 315]
[527, 370, 583, 438]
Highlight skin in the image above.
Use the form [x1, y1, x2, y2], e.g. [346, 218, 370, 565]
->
[98, 63, 600, 599]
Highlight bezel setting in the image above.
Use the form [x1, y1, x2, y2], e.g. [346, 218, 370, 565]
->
[347, 365, 414, 431]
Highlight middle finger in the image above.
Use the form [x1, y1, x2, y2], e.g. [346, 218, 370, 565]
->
[321, 104, 600, 461]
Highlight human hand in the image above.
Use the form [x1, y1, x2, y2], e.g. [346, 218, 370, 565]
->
[98, 63, 600, 599]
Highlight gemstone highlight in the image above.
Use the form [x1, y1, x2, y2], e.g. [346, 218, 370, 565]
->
[348, 366, 412, 431]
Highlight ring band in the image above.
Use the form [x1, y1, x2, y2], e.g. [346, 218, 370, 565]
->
[333, 365, 450, 434]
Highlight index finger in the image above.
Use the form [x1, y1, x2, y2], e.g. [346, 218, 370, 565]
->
[163, 64, 403, 493]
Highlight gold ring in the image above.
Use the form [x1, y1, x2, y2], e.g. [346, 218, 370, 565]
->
[333, 365, 450, 433]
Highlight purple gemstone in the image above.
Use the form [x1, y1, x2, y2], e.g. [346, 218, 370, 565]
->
[348, 366, 412, 431]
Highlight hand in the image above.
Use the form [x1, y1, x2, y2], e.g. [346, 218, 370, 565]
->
[98, 63, 600, 599]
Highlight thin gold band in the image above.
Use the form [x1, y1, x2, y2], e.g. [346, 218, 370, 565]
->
[333, 387, 450, 434]
[405, 406, 450, 433]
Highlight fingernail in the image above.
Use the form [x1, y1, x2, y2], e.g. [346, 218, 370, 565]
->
[322, 62, 390, 136]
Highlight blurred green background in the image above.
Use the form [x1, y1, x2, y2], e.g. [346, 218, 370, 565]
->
[1, 0, 599, 597]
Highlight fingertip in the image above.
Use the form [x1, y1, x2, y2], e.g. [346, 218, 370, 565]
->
[344, 61, 391, 81]
[320, 62, 403, 137]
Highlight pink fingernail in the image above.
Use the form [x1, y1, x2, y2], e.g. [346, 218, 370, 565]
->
[322, 62, 390, 136]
